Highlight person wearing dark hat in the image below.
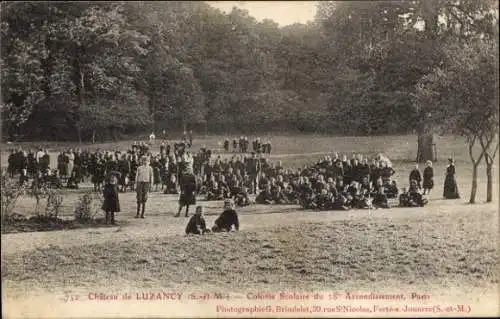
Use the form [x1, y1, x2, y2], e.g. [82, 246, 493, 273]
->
[232, 138, 238, 153]
[212, 199, 239, 232]
[41, 149, 51, 172]
[243, 136, 249, 153]
[185, 206, 210, 235]
[7, 149, 16, 178]
[443, 158, 460, 199]
[423, 160, 434, 195]
[27, 149, 36, 178]
[102, 174, 121, 225]
[238, 136, 244, 153]
[409, 163, 422, 189]
[118, 153, 131, 192]
[247, 152, 260, 194]
[135, 156, 153, 218]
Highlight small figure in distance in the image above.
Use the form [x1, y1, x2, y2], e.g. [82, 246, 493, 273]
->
[149, 132, 156, 145]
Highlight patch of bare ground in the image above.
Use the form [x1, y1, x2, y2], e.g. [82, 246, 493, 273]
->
[2, 202, 498, 299]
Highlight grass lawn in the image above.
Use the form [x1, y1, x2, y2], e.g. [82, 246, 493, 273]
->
[1, 134, 499, 318]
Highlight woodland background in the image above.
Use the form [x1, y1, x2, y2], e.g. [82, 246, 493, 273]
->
[1, 1, 498, 142]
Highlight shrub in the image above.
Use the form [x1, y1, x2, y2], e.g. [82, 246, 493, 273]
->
[45, 189, 64, 219]
[73, 191, 103, 222]
[28, 178, 49, 215]
[1, 173, 25, 223]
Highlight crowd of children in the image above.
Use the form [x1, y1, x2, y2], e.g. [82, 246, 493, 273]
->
[193, 152, 435, 213]
[5, 139, 198, 191]
[5, 135, 442, 229]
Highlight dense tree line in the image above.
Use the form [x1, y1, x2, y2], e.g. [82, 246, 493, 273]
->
[1, 1, 498, 145]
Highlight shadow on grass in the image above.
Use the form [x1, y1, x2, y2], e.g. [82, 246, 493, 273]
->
[1, 215, 128, 234]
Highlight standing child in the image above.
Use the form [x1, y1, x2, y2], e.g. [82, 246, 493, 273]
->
[422, 160, 434, 195]
[102, 174, 120, 225]
[409, 163, 422, 189]
[135, 156, 153, 218]
[175, 172, 197, 217]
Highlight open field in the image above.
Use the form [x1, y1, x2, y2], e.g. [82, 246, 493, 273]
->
[2, 134, 499, 318]
[0, 134, 475, 167]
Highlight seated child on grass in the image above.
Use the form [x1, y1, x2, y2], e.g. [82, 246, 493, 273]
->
[185, 205, 210, 235]
[212, 199, 239, 232]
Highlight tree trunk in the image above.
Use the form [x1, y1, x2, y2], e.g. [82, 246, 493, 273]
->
[470, 163, 478, 204]
[152, 97, 156, 135]
[74, 52, 85, 144]
[421, 0, 439, 39]
[486, 162, 493, 202]
[468, 136, 489, 204]
[479, 134, 498, 203]
[77, 126, 82, 144]
[417, 132, 434, 163]
[111, 127, 118, 141]
[92, 129, 96, 144]
[416, 1, 439, 163]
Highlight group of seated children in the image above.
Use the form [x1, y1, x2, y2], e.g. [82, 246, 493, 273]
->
[184, 179, 428, 237]
[185, 199, 239, 235]
[202, 172, 252, 207]
[296, 175, 399, 210]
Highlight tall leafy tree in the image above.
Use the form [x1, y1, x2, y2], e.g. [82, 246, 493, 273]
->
[414, 38, 498, 203]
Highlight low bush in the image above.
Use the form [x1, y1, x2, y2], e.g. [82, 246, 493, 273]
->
[73, 191, 103, 222]
[1, 173, 25, 223]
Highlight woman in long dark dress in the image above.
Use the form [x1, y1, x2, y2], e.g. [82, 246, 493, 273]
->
[443, 158, 460, 199]
[423, 160, 434, 195]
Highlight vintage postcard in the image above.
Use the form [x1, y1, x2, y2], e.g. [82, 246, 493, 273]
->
[1, 1, 499, 318]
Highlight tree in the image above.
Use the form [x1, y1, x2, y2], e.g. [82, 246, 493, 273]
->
[1, 5, 48, 139]
[414, 38, 498, 203]
[1, 1, 497, 141]
[1, 2, 151, 141]
[415, 0, 499, 162]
